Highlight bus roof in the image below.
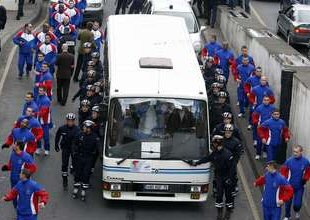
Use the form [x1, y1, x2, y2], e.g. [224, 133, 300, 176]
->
[107, 15, 206, 100]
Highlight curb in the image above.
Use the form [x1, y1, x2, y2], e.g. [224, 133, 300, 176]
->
[0, 0, 43, 49]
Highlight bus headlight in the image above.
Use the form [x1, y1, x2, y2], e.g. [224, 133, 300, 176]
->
[110, 183, 121, 191]
[190, 186, 201, 193]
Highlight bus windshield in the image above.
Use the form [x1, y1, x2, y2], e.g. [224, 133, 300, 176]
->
[106, 98, 209, 160]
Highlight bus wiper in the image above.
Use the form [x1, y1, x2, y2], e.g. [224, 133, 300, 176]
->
[116, 150, 162, 166]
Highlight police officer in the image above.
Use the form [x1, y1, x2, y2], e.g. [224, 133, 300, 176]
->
[209, 91, 231, 130]
[212, 112, 241, 140]
[188, 135, 235, 220]
[55, 113, 80, 190]
[72, 120, 100, 201]
[91, 52, 104, 79]
[58, 27, 76, 54]
[78, 99, 92, 127]
[223, 124, 243, 196]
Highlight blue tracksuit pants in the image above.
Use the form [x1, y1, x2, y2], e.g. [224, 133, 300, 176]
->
[17, 215, 37, 220]
[18, 53, 33, 76]
[285, 187, 304, 218]
[38, 124, 50, 151]
[263, 206, 281, 220]
[237, 85, 248, 114]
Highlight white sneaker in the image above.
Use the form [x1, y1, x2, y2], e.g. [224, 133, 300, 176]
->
[282, 217, 289, 220]
[247, 125, 252, 130]
[44, 150, 49, 156]
[255, 155, 260, 160]
[35, 149, 41, 155]
[238, 113, 243, 118]
[295, 212, 300, 219]
[263, 152, 267, 159]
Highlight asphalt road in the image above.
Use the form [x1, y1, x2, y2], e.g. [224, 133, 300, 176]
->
[0, 1, 255, 219]
[250, 0, 309, 54]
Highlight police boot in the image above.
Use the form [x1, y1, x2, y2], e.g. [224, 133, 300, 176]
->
[62, 173, 68, 191]
[224, 208, 233, 220]
[216, 208, 223, 220]
[72, 183, 80, 199]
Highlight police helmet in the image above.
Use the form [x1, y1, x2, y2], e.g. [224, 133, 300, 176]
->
[83, 42, 92, 48]
[91, 52, 100, 59]
[83, 120, 95, 128]
[87, 60, 95, 67]
[211, 82, 221, 89]
[87, 70, 96, 78]
[218, 91, 228, 98]
[215, 68, 224, 75]
[66, 113, 76, 120]
[224, 124, 234, 131]
[92, 105, 100, 113]
[216, 75, 226, 84]
[212, 135, 224, 145]
[206, 56, 214, 63]
[80, 99, 91, 106]
[222, 112, 233, 119]
[86, 85, 93, 91]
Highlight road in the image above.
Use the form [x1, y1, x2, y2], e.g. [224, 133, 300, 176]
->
[0, 1, 255, 220]
[250, 0, 309, 54]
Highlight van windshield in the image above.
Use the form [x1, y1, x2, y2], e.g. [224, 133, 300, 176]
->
[154, 11, 199, 33]
[106, 98, 209, 160]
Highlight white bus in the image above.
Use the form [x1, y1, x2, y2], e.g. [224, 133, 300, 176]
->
[101, 15, 211, 202]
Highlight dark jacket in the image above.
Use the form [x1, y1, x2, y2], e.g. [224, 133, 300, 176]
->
[78, 30, 95, 54]
[0, 5, 7, 30]
[56, 52, 75, 79]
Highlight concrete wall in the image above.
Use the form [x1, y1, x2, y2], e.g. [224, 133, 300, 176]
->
[289, 71, 310, 211]
[0, 0, 18, 10]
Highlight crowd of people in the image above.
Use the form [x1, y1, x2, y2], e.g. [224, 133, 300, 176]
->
[0, 0, 106, 218]
[192, 34, 310, 220]
[0, 0, 310, 219]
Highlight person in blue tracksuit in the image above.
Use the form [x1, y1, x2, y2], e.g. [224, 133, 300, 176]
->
[91, 20, 104, 53]
[202, 34, 222, 58]
[214, 42, 235, 80]
[252, 96, 276, 159]
[13, 23, 36, 79]
[75, 0, 87, 27]
[254, 161, 294, 220]
[33, 52, 45, 98]
[249, 76, 275, 107]
[50, 3, 70, 29]
[64, 0, 81, 27]
[54, 16, 78, 40]
[258, 109, 291, 162]
[36, 87, 52, 156]
[281, 145, 310, 220]
[35, 62, 53, 101]
[244, 66, 262, 130]
[235, 45, 255, 66]
[36, 34, 58, 76]
[1, 141, 37, 208]
[2, 169, 49, 220]
[235, 57, 255, 117]
[22, 92, 39, 117]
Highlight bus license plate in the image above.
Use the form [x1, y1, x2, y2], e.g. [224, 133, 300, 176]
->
[144, 184, 169, 191]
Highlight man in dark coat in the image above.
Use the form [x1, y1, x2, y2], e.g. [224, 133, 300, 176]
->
[55, 44, 75, 106]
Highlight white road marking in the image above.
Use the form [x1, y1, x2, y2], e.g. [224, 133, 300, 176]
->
[238, 163, 261, 220]
[0, 19, 47, 96]
[249, 2, 267, 27]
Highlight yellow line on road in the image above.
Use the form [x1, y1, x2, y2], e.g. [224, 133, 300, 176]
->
[238, 163, 261, 220]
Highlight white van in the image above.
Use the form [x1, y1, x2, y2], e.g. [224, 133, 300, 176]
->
[141, 0, 205, 52]
[101, 15, 211, 202]
[49, 0, 104, 24]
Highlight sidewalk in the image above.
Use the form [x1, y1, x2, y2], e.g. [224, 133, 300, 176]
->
[0, 0, 43, 50]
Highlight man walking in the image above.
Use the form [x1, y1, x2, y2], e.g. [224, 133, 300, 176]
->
[1, 169, 49, 219]
[17, 0, 25, 20]
[56, 44, 75, 105]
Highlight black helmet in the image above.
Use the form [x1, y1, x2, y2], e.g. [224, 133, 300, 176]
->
[223, 124, 234, 131]
[87, 70, 96, 78]
[211, 82, 221, 89]
[206, 56, 214, 63]
[212, 135, 224, 145]
[87, 60, 95, 67]
[92, 105, 100, 113]
[83, 42, 92, 48]
[218, 91, 228, 98]
[66, 113, 76, 120]
[80, 99, 90, 106]
[83, 120, 95, 128]
[216, 75, 226, 84]
[222, 112, 233, 119]
[91, 52, 100, 59]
